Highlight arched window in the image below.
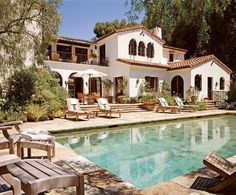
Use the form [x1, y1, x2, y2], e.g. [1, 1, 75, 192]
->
[147, 42, 154, 58]
[138, 41, 145, 56]
[128, 39, 137, 55]
[195, 74, 202, 91]
[220, 77, 225, 90]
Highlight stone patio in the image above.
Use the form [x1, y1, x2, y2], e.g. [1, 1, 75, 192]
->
[1, 110, 236, 194]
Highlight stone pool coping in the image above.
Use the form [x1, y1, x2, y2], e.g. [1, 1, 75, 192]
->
[17, 110, 236, 194]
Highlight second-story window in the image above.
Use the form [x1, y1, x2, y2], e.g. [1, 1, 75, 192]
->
[169, 53, 174, 62]
[129, 39, 137, 55]
[138, 41, 145, 56]
[147, 42, 154, 58]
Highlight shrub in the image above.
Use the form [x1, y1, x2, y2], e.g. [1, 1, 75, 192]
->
[227, 83, 236, 102]
[195, 102, 206, 111]
[2, 68, 37, 111]
[1, 67, 68, 121]
[26, 104, 47, 122]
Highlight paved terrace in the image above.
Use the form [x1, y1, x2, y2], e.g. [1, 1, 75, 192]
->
[2, 110, 236, 195]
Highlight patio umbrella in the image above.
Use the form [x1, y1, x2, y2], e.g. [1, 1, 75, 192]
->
[72, 69, 107, 78]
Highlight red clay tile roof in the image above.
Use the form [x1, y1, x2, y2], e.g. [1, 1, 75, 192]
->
[96, 25, 165, 44]
[163, 45, 187, 53]
[168, 55, 232, 73]
[117, 58, 170, 69]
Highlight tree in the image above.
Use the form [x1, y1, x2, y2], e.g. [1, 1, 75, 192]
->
[94, 19, 137, 38]
[0, 0, 62, 76]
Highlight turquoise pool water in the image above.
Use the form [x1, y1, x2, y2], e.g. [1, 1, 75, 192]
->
[56, 115, 236, 189]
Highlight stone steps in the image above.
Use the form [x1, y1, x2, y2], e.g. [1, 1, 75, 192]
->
[203, 101, 219, 110]
[80, 103, 147, 113]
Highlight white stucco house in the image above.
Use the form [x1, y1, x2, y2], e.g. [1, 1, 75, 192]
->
[45, 25, 232, 101]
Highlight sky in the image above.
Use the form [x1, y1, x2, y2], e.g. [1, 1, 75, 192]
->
[58, 0, 143, 41]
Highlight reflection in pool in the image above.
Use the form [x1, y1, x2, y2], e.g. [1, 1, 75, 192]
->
[56, 115, 236, 189]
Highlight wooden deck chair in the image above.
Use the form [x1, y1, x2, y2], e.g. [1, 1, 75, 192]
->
[4, 155, 84, 195]
[65, 98, 91, 121]
[0, 121, 23, 154]
[0, 121, 55, 161]
[97, 98, 122, 118]
[174, 97, 196, 112]
[190, 152, 236, 192]
[155, 98, 180, 113]
[0, 155, 21, 195]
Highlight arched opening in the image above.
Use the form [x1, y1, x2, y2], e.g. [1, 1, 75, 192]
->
[68, 72, 83, 98]
[138, 41, 145, 56]
[171, 75, 184, 97]
[194, 74, 202, 91]
[52, 71, 62, 86]
[129, 39, 137, 55]
[220, 77, 225, 90]
[146, 42, 154, 58]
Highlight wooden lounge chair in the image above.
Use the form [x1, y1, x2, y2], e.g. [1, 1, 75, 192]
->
[174, 97, 196, 112]
[155, 98, 180, 113]
[3, 154, 84, 195]
[0, 155, 21, 195]
[97, 98, 122, 118]
[0, 121, 22, 154]
[190, 152, 236, 192]
[0, 121, 55, 161]
[65, 98, 91, 121]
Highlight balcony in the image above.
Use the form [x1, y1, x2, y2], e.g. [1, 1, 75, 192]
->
[47, 51, 108, 66]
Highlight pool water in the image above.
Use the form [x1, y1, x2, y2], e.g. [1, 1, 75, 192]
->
[56, 115, 236, 189]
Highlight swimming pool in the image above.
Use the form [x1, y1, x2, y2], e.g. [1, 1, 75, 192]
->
[56, 115, 236, 189]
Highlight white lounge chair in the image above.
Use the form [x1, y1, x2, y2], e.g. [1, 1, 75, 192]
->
[97, 98, 122, 118]
[174, 97, 196, 112]
[65, 98, 91, 121]
[156, 98, 180, 113]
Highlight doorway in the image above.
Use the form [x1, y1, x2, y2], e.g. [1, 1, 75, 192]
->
[171, 75, 184, 98]
[208, 77, 213, 100]
[114, 77, 124, 98]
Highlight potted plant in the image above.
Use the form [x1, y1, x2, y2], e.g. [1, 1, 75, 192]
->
[186, 86, 199, 103]
[141, 92, 157, 111]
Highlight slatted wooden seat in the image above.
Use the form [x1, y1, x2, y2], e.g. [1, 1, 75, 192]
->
[191, 152, 236, 192]
[7, 158, 84, 195]
[0, 155, 21, 195]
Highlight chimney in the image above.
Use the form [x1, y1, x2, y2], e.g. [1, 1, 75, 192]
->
[153, 27, 162, 39]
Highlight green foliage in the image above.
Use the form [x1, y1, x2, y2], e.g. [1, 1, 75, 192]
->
[0, 110, 26, 123]
[3, 68, 37, 111]
[94, 19, 138, 38]
[0, 0, 62, 75]
[26, 104, 47, 122]
[227, 83, 236, 102]
[1, 67, 67, 121]
[195, 102, 206, 111]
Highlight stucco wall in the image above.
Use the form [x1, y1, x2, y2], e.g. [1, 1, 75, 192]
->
[129, 66, 167, 97]
[191, 61, 231, 100]
[166, 68, 191, 99]
[163, 49, 185, 64]
[117, 29, 164, 64]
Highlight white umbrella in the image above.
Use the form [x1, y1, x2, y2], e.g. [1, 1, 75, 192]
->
[72, 69, 107, 78]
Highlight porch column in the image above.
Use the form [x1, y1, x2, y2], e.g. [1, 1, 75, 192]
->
[83, 77, 89, 94]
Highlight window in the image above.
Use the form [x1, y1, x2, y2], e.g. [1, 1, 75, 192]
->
[147, 42, 154, 58]
[169, 53, 174, 62]
[129, 39, 137, 55]
[195, 74, 202, 91]
[138, 41, 145, 56]
[89, 77, 101, 93]
[145, 76, 159, 91]
[220, 77, 225, 90]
